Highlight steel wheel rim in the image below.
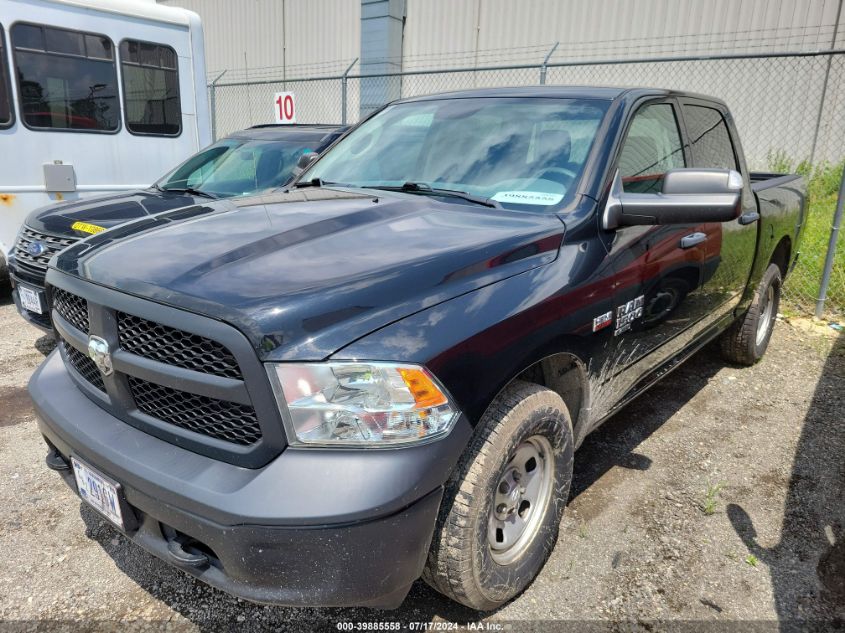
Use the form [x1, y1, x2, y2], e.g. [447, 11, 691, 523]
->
[487, 435, 555, 565]
[756, 284, 775, 346]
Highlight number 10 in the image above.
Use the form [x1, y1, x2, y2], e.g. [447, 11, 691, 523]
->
[276, 94, 294, 121]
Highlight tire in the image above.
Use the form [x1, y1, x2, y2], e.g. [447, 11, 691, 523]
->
[720, 262, 782, 366]
[423, 380, 574, 610]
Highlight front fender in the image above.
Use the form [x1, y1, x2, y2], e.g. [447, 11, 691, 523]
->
[332, 243, 617, 428]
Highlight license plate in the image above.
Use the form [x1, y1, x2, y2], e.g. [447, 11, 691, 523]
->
[71, 457, 125, 530]
[18, 284, 43, 314]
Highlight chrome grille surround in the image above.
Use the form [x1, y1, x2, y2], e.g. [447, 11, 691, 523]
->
[13, 226, 79, 280]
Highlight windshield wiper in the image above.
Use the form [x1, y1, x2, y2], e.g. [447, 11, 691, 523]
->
[157, 185, 218, 199]
[292, 177, 347, 189]
[367, 182, 501, 208]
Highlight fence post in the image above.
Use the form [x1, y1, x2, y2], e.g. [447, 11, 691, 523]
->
[815, 166, 845, 318]
[340, 58, 358, 125]
[208, 70, 227, 142]
[539, 42, 559, 85]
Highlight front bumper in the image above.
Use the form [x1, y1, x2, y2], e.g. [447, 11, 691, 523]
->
[31, 351, 472, 608]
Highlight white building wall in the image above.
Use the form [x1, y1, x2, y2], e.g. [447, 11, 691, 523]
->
[158, 0, 360, 134]
[158, 0, 360, 80]
[402, 0, 845, 69]
[163, 0, 844, 79]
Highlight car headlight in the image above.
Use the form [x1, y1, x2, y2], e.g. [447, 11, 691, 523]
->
[268, 362, 459, 446]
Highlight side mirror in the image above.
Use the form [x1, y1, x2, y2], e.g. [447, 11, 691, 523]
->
[296, 151, 319, 171]
[603, 168, 743, 229]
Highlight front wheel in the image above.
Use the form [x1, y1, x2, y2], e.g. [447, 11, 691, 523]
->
[720, 262, 782, 365]
[423, 381, 574, 610]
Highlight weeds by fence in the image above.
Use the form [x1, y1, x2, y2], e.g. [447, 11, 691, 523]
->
[767, 156, 845, 317]
[208, 49, 845, 318]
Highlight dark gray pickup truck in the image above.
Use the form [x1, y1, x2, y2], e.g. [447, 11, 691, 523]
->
[30, 87, 805, 610]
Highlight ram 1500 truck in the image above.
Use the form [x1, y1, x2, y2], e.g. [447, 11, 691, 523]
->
[30, 87, 805, 610]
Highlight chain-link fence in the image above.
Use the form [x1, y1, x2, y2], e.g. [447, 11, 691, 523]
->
[208, 50, 845, 319]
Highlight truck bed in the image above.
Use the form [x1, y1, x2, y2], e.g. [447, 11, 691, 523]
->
[749, 172, 804, 193]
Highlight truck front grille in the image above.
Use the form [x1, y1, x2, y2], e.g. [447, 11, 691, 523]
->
[118, 312, 242, 380]
[13, 227, 79, 280]
[128, 377, 262, 445]
[48, 284, 277, 463]
[60, 340, 106, 392]
[53, 288, 90, 333]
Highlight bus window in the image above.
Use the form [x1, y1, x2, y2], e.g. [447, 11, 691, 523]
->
[120, 39, 181, 136]
[0, 26, 13, 128]
[11, 23, 119, 132]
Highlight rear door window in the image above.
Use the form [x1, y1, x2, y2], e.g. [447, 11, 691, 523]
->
[11, 23, 119, 132]
[618, 103, 686, 193]
[120, 39, 181, 136]
[683, 105, 738, 170]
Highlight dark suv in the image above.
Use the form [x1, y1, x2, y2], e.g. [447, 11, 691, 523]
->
[9, 124, 345, 331]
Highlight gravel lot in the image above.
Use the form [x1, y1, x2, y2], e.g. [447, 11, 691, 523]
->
[0, 289, 842, 632]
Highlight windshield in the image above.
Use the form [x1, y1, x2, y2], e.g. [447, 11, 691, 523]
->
[304, 97, 609, 210]
[156, 138, 321, 198]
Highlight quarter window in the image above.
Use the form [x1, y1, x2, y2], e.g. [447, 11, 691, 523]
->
[11, 23, 119, 131]
[618, 103, 686, 193]
[683, 105, 738, 170]
[0, 26, 12, 127]
[120, 40, 181, 136]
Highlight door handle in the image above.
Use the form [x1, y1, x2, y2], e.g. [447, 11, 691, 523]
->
[739, 211, 761, 225]
[680, 232, 707, 249]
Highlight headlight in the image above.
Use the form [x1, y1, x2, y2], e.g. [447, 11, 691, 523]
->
[268, 362, 459, 446]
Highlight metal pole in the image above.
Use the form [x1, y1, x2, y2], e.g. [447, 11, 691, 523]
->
[815, 166, 845, 318]
[340, 58, 358, 125]
[208, 70, 226, 142]
[539, 42, 559, 85]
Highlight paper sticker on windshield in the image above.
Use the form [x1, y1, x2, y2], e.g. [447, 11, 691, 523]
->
[71, 221, 106, 235]
[491, 191, 563, 205]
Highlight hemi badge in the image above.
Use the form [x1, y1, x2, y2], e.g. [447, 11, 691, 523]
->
[592, 310, 613, 332]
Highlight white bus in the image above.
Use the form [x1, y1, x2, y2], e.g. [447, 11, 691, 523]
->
[0, 0, 211, 279]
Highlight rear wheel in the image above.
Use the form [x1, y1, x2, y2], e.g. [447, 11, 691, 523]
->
[423, 381, 573, 610]
[720, 262, 782, 365]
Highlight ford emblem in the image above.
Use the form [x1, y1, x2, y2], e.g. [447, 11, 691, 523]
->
[27, 240, 48, 257]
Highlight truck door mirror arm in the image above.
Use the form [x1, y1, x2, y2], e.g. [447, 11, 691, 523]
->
[603, 168, 743, 229]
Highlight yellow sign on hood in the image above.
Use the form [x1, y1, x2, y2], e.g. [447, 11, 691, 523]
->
[71, 221, 107, 235]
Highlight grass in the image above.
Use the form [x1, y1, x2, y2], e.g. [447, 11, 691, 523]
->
[578, 520, 588, 539]
[701, 482, 724, 516]
[745, 554, 759, 567]
[766, 152, 844, 317]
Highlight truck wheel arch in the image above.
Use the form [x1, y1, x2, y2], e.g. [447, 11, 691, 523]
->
[769, 236, 792, 278]
[507, 351, 590, 446]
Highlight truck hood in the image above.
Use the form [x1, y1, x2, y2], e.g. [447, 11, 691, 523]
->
[53, 188, 565, 360]
[28, 189, 205, 237]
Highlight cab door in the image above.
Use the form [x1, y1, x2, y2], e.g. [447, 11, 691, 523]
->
[604, 99, 713, 387]
[678, 99, 759, 320]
